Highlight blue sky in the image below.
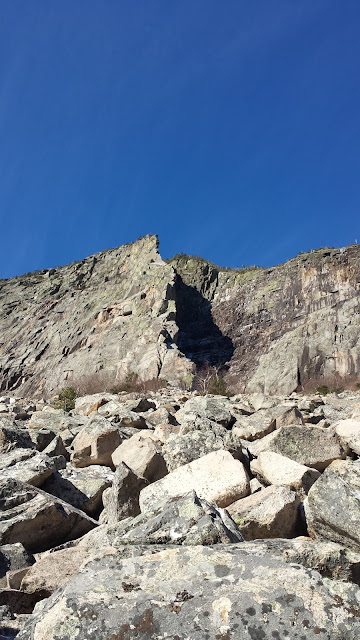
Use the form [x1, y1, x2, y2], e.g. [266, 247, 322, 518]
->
[0, 1, 359, 278]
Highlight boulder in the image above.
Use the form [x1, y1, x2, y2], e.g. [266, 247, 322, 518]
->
[0, 479, 97, 553]
[139, 450, 250, 513]
[108, 491, 244, 546]
[111, 432, 167, 482]
[162, 428, 242, 472]
[41, 435, 69, 460]
[145, 406, 178, 427]
[227, 485, 301, 540]
[97, 402, 147, 428]
[275, 405, 304, 427]
[74, 393, 116, 416]
[71, 416, 123, 467]
[0, 418, 34, 453]
[251, 451, 320, 495]
[262, 425, 345, 471]
[305, 460, 360, 552]
[41, 465, 114, 517]
[0, 544, 35, 588]
[17, 545, 360, 639]
[102, 463, 148, 524]
[0, 449, 66, 487]
[232, 410, 276, 441]
[334, 418, 360, 455]
[175, 395, 235, 428]
[19, 546, 94, 599]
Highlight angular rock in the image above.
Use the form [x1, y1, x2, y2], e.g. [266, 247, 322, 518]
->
[41, 435, 69, 460]
[123, 397, 156, 413]
[305, 460, 360, 552]
[139, 450, 250, 513]
[251, 451, 320, 495]
[41, 465, 114, 517]
[97, 402, 147, 427]
[111, 432, 167, 482]
[103, 463, 148, 524]
[175, 395, 235, 428]
[264, 425, 345, 471]
[162, 428, 242, 472]
[71, 416, 123, 467]
[17, 544, 360, 639]
[0, 479, 97, 553]
[275, 405, 304, 427]
[74, 393, 116, 416]
[108, 491, 244, 546]
[227, 485, 301, 540]
[145, 406, 177, 427]
[0, 544, 35, 588]
[19, 546, 92, 599]
[334, 418, 360, 455]
[232, 410, 276, 441]
[0, 418, 34, 453]
[0, 449, 66, 487]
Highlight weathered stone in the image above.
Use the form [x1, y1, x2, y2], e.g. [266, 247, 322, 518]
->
[145, 406, 177, 427]
[19, 546, 93, 599]
[334, 418, 360, 455]
[0, 544, 35, 588]
[41, 466, 114, 517]
[74, 393, 116, 416]
[251, 451, 320, 495]
[103, 463, 148, 524]
[263, 425, 345, 471]
[111, 432, 167, 482]
[0, 479, 97, 553]
[232, 410, 276, 441]
[123, 398, 156, 413]
[305, 460, 360, 552]
[71, 416, 122, 467]
[275, 405, 304, 427]
[97, 402, 147, 427]
[175, 395, 235, 427]
[17, 544, 360, 639]
[41, 435, 69, 460]
[162, 428, 242, 472]
[0, 449, 66, 487]
[108, 491, 244, 546]
[153, 422, 180, 442]
[139, 450, 250, 513]
[0, 418, 34, 453]
[227, 485, 301, 540]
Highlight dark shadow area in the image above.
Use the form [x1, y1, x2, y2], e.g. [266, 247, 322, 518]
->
[174, 274, 234, 368]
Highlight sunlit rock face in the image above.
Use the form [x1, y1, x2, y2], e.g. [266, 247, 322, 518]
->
[1, 237, 359, 397]
[171, 245, 360, 394]
[0, 235, 193, 397]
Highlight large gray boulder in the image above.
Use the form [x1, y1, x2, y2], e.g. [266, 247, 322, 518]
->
[305, 459, 360, 552]
[71, 416, 123, 467]
[0, 449, 66, 487]
[108, 491, 244, 546]
[162, 426, 242, 472]
[175, 395, 235, 428]
[265, 425, 345, 471]
[0, 544, 35, 588]
[102, 463, 148, 524]
[111, 432, 167, 482]
[17, 545, 360, 639]
[0, 479, 97, 553]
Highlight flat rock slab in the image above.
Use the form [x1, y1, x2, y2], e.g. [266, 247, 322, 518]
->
[0, 449, 66, 487]
[139, 450, 250, 513]
[0, 479, 97, 553]
[162, 428, 242, 472]
[266, 425, 345, 471]
[334, 418, 360, 455]
[305, 459, 360, 552]
[250, 451, 320, 495]
[17, 545, 360, 639]
[175, 395, 235, 427]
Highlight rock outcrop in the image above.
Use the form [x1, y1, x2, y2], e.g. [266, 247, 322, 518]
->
[1, 237, 360, 396]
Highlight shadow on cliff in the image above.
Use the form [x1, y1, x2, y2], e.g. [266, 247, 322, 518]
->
[174, 275, 234, 368]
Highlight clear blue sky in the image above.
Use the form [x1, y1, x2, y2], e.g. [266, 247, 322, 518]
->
[0, 1, 359, 278]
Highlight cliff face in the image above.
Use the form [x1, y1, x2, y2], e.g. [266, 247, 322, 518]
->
[0, 235, 192, 397]
[171, 246, 360, 394]
[1, 237, 360, 397]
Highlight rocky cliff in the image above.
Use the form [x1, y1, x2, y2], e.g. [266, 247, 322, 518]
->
[1, 236, 359, 397]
